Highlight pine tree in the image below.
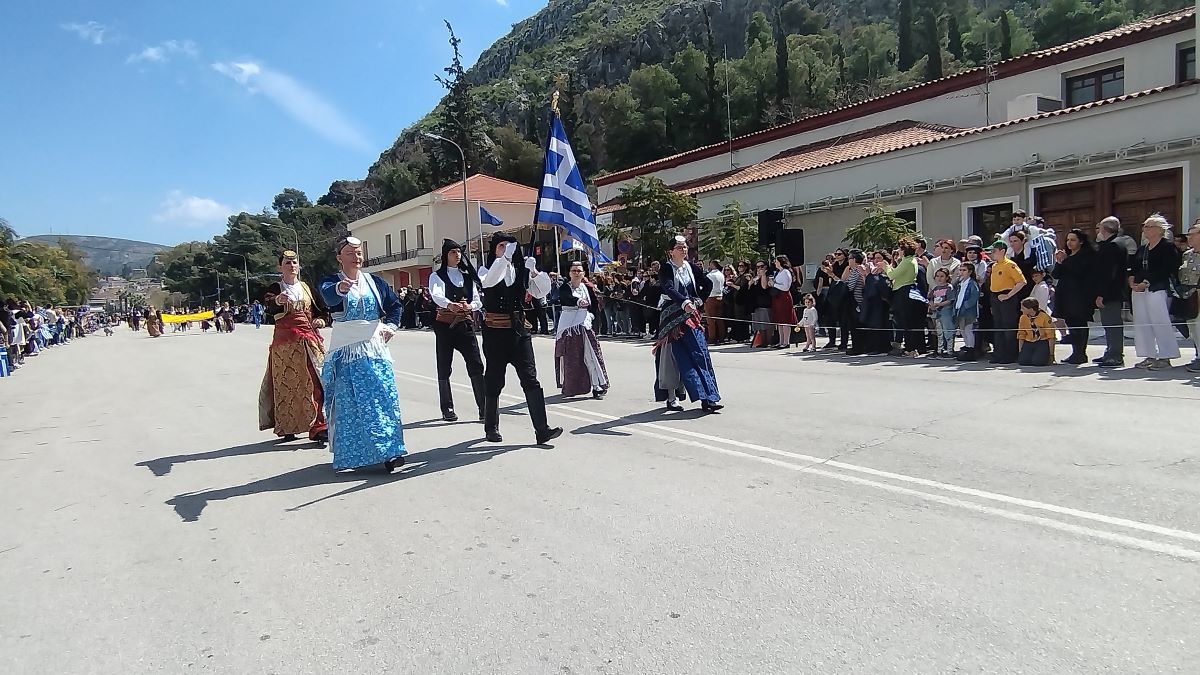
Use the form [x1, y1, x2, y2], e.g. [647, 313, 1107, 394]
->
[773, 1, 791, 123]
[433, 21, 488, 175]
[947, 14, 963, 61]
[703, 8, 722, 143]
[923, 9, 943, 81]
[898, 0, 915, 71]
[999, 10, 1013, 60]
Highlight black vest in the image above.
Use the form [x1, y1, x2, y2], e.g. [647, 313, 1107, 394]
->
[436, 268, 473, 303]
[482, 273, 525, 314]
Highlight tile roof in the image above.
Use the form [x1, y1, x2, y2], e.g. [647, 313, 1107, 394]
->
[594, 7, 1195, 186]
[662, 82, 1195, 197]
[434, 174, 539, 203]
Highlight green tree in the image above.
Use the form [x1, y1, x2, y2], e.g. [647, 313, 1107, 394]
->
[492, 125, 544, 187]
[773, 0, 792, 123]
[781, 0, 824, 35]
[843, 202, 915, 251]
[433, 21, 489, 175]
[698, 200, 762, 263]
[1000, 9, 1013, 59]
[898, 0, 916, 71]
[946, 13, 964, 61]
[617, 177, 699, 264]
[1033, 0, 1098, 48]
[746, 11, 773, 53]
[923, 9, 944, 80]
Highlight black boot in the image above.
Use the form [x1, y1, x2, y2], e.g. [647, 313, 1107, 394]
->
[525, 386, 563, 445]
[483, 396, 502, 443]
[438, 379, 458, 422]
[470, 375, 486, 421]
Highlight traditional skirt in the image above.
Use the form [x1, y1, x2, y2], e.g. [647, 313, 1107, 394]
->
[653, 302, 720, 403]
[258, 337, 327, 438]
[320, 322, 405, 470]
[554, 325, 609, 397]
[771, 290, 797, 326]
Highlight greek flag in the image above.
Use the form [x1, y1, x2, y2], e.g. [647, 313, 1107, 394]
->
[535, 113, 612, 266]
[560, 237, 585, 253]
[479, 204, 503, 226]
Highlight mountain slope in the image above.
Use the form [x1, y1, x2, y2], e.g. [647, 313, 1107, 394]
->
[22, 235, 168, 277]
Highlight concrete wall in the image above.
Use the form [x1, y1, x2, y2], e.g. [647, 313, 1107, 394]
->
[596, 27, 1194, 207]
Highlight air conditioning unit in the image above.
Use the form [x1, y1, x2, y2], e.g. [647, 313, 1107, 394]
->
[1007, 93, 1062, 121]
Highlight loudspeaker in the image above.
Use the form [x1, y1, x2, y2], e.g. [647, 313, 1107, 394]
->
[775, 228, 805, 266]
[757, 209, 784, 246]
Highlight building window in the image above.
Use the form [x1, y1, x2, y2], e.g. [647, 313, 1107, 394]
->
[385, 234, 393, 256]
[1064, 65, 1123, 106]
[417, 224, 425, 249]
[400, 230, 408, 252]
[1179, 45, 1196, 83]
[969, 203, 1014, 241]
[893, 209, 919, 231]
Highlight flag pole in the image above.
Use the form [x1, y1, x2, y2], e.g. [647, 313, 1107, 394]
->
[476, 200, 485, 265]
[549, 86, 563, 277]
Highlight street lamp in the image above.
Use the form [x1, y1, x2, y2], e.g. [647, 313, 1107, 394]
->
[218, 250, 251, 306]
[422, 132, 479, 264]
[264, 222, 300, 258]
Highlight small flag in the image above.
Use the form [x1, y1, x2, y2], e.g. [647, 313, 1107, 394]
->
[479, 204, 503, 226]
[561, 237, 585, 253]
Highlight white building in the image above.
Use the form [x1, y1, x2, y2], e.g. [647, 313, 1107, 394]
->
[595, 7, 1198, 268]
[348, 174, 539, 289]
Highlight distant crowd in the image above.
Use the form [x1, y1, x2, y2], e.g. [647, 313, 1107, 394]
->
[1, 298, 112, 375]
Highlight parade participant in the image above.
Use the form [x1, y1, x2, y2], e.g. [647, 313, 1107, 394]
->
[653, 235, 722, 413]
[428, 238, 486, 422]
[477, 231, 562, 445]
[318, 237, 407, 472]
[250, 300, 264, 329]
[145, 308, 162, 337]
[258, 250, 329, 445]
[554, 261, 609, 399]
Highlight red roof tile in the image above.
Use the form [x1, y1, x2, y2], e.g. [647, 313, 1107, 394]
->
[595, 7, 1195, 186]
[434, 174, 539, 203]
[666, 82, 1195, 197]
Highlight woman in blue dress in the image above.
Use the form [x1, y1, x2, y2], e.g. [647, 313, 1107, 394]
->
[318, 236, 407, 472]
[653, 235, 723, 413]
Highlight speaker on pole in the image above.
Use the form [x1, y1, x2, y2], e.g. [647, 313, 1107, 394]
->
[757, 209, 784, 247]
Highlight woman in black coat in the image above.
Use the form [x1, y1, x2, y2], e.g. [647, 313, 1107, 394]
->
[1051, 228, 1097, 364]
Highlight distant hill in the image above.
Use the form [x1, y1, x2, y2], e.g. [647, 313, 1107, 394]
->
[21, 235, 169, 277]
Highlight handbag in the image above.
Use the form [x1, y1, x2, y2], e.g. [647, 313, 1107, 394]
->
[1169, 275, 1199, 320]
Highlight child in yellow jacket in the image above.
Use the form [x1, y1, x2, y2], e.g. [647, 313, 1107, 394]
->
[1017, 297, 1056, 366]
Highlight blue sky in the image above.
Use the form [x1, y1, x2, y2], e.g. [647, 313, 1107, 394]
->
[0, 0, 547, 245]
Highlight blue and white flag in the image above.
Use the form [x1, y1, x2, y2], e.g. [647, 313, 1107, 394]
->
[534, 113, 612, 267]
[560, 237, 585, 253]
[479, 204, 503, 226]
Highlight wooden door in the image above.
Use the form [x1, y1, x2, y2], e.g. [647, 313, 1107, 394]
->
[1036, 182, 1097, 242]
[1111, 169, 1181, 239]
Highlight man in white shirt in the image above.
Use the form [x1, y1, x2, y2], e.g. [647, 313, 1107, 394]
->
[428, 239, 486, 422]
[477, 232, 561, 445]
[704, 260, 726, 344]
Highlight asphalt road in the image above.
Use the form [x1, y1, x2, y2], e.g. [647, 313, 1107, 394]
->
[2, 325, 1198, 673]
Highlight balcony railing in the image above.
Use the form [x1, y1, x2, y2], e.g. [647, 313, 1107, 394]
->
[364, 248, 432, 268]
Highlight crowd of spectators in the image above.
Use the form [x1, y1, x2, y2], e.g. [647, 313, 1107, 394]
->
[1, 298, 110, 374]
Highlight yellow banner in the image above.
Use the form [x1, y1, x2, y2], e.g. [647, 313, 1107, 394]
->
[161, 311, 215, 324]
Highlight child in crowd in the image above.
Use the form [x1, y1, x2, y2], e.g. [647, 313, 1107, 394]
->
[928, 267, 955, 357]
[1017, 297, 1056, 366]
[798, 294, 818, 352]
[1028, 269, 1052, 315]
[953, 263, 981, 361]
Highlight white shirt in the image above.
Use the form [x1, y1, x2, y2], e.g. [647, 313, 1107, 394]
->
[279, 279, 304, 302]
[478, 255, 551, 300]
[428, 268, 482, 311]
[1030, 281, 1052, 314]
[799, 306, 818, 327]
[772, 268, 792, 292]
[706, 270, 724, 298]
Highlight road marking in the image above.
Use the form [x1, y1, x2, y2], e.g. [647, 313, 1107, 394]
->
[393, 370, 1200, 561]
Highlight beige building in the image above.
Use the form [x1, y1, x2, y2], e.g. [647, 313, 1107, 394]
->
[596, 7, 1198, 276]
[349, 174, 539, 289]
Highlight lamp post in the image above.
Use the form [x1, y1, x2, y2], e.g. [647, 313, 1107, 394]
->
[218, 251, 250, 306]
[265, 222, 300, 257]
[422, 132, 478, 264]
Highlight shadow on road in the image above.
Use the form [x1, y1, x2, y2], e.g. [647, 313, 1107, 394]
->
[164, 438, 534, 522]
[136, 438, 322, 477]
[569, 406, 708, 438]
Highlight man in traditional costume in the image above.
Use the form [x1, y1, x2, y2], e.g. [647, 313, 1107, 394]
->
[554, 261, 609, 399]
[258, 250, 329, 445]
[428, 238, 487, 422]
[478, 232, 563, 445]
[654, 235, 722, 413]
[318, 237, 407, 473]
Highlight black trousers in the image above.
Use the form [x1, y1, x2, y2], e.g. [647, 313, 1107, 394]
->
[482, 324, 542, 397]
[434, 321, 484, 380]
[892, 286, 923, 352]
[990, 293, 1021, 363]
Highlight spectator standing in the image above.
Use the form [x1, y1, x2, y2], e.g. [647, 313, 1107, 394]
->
[953, 263, 982, 361]
[1179, 222, 1200, 372]
[1129, 215, 1182, 370]
[987, 241, 1028, 364]
[798, 294, 818, 352]
[886, 239, 923, 357]
[1051, 228, 1097, 365]
[704, 260, 726, 345]
[1093, 217, 1129, 368]
[770, 256, 797, 349]
[928, 267, 955, 357]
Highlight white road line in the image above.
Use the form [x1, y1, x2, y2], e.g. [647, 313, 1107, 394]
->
[393, 370, 1200, 561]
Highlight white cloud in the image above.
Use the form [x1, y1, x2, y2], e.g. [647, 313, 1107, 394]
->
[153, 191, 232, 228]
[61, 21, 108, 45]
[127, 39, 198, 64]
[211, 60, 371, 152]
[495, 0, 509, 6]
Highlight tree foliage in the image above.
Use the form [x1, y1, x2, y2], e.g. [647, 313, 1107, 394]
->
[698, 201, 763, 263]
[843, 201, 917, 251]
[0, 218, 95, 306]
[616, 177, 700, 264]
